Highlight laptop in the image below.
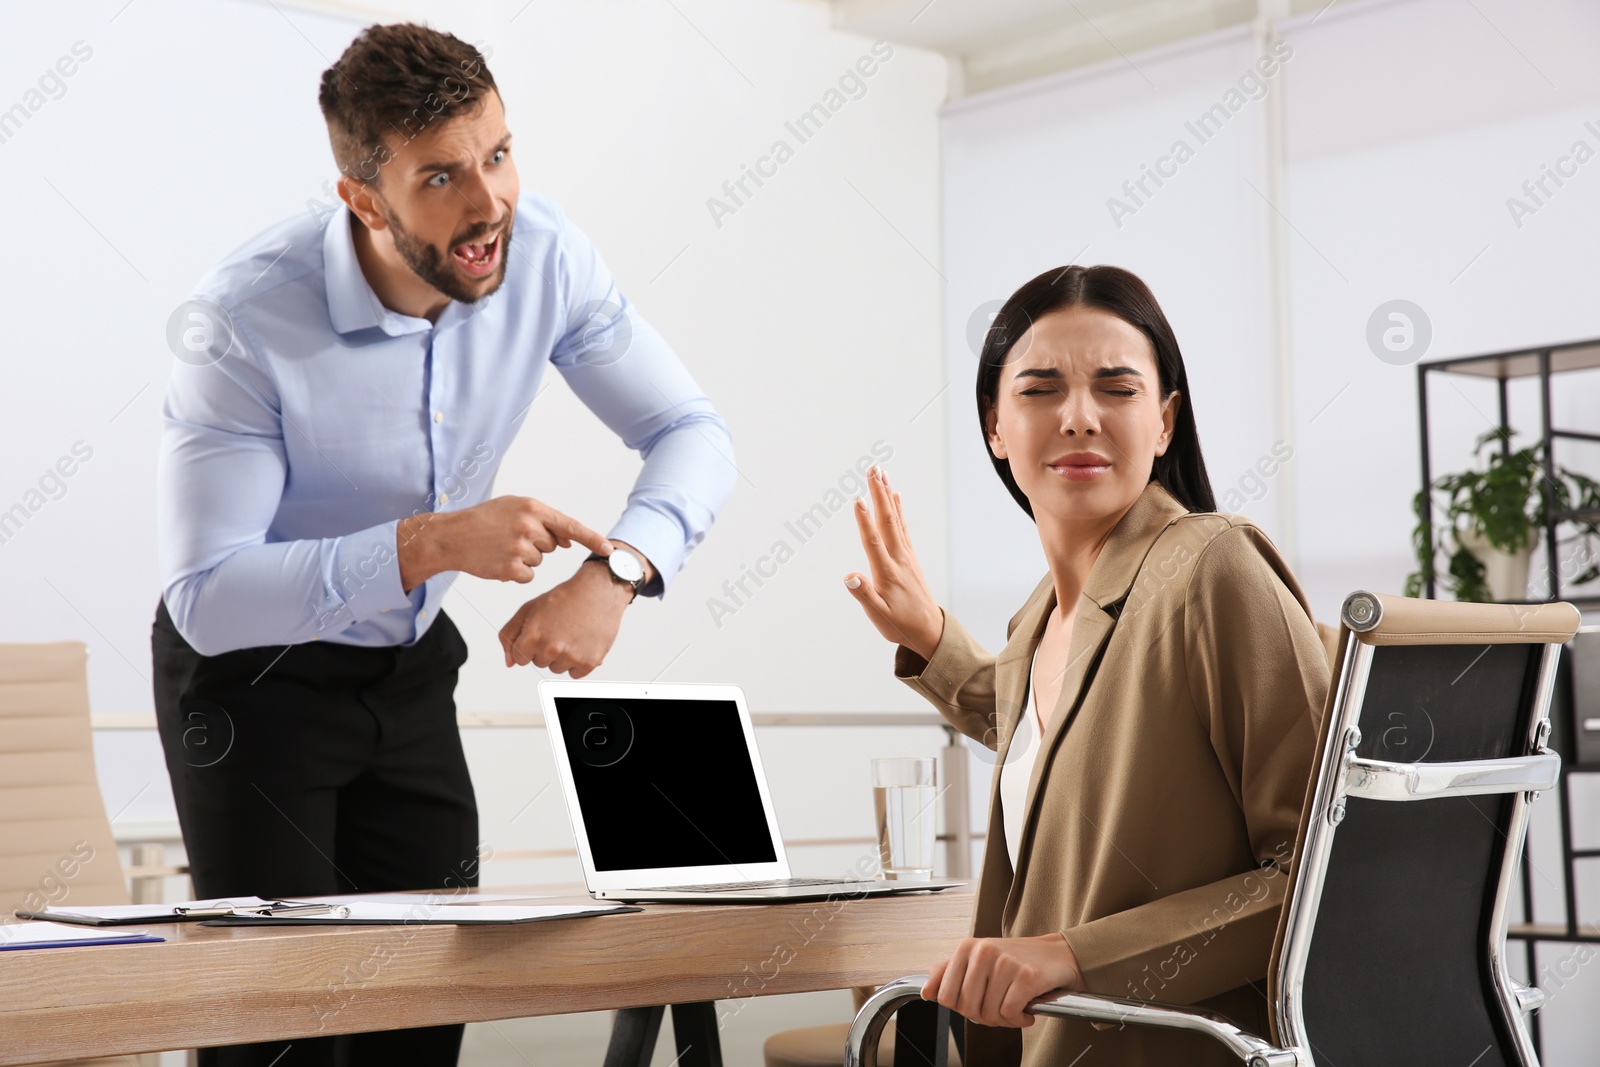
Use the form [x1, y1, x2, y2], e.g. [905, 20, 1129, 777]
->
[538, 680, 963, 903]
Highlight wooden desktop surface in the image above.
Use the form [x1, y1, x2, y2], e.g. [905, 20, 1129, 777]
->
[0, 884, 972, 1064]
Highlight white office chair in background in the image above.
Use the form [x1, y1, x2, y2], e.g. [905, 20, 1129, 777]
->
[1, 640, 148, 1067]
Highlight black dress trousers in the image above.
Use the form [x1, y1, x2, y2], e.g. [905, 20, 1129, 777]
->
[151, 600, 480, 1067]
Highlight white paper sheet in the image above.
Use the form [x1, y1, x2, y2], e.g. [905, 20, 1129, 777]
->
[0, 921, 160, 948]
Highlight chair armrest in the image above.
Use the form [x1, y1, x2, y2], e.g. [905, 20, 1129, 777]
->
[1344, 753, 1560, 801]
[845, 976, 1304, 1067]
[1512, 983, 1546, 1013]
[846, 978, 923, 1067]
[1027, 989, 1300, 1066]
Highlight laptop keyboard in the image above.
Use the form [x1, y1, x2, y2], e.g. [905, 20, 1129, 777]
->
[633, 876, 862, 893]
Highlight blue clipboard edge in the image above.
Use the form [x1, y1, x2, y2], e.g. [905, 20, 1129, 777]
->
[0, 933, 165, 950]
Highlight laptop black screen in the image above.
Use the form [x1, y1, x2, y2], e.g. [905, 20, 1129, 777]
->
[552, 696, 779, 872]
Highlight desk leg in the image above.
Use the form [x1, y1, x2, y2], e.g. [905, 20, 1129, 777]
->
[893, 999, 949, 1067]
[669, 1002, 724, 1067]
[604, 1006, 664, 1067]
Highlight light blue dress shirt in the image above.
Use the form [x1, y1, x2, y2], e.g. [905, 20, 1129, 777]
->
[158, 191, 734, 657]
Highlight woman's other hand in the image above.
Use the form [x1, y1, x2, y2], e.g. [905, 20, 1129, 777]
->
[922, 933, 1084, 1029]
[843, 466, 944, 661]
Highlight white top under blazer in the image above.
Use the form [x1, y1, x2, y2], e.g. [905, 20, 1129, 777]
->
[1000, 648, 1045, 867]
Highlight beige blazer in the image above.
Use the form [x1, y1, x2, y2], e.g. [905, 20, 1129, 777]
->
[896, 481, 1330, 1066]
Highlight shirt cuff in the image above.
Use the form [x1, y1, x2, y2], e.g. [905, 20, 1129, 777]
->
[325, 519, 414, 628]
[608, 505, 690, 597]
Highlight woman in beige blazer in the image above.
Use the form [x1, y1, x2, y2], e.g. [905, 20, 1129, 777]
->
[844, 265, 1330, 1066]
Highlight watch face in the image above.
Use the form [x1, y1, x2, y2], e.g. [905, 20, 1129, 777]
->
[609, 549, 645, 584]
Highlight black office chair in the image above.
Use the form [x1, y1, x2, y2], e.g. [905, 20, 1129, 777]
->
[846, 591, 1579, 1067]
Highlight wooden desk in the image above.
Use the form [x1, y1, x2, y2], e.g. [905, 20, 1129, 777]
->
[0, 885, 972, 1064]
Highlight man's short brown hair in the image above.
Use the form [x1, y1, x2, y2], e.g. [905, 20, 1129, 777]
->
[318, 23, 497, 184]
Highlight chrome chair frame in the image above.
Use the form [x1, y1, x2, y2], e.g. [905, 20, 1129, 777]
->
[845, 591, 1574, 1067]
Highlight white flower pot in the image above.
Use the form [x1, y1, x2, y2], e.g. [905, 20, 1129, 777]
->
[1456, 527, 1534, 602]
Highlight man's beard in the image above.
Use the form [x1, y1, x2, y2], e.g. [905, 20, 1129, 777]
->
[379, 200, 512, 305]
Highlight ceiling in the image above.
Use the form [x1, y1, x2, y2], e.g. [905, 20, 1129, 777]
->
[829, 0, 1333, 96]
[253, 0, 1343, 99]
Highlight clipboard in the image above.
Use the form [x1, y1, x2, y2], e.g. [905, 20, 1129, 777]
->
[199, 902, 642, 926]
[15, 899, 349, 927]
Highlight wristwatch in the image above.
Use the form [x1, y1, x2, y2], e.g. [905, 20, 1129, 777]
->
[587, 547, 647, 599]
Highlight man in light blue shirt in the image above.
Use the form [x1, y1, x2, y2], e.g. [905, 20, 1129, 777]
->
[151, 24, 732, 1067]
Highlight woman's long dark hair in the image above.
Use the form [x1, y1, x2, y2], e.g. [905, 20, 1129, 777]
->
[976, 265, 1216, 519]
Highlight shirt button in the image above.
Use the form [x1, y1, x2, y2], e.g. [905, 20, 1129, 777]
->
[380, 608, 389, 614]
[419, 608, 428, 618]
[438, 493, 449, 505]
[434, 412, 443, 423]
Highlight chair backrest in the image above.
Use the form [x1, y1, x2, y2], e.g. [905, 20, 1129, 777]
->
[0, 642, 129, 916]
[1266, 593, 1577, 1067]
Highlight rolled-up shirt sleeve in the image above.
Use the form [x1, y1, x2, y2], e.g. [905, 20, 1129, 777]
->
[548, 215, 735, 595]
[157, 328, 411, 656]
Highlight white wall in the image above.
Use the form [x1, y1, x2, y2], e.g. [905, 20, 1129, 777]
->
[1281, 0, 1600, 619]
[0, 0, 950, 874]
[941, 0, 1600, 635]
[941, 26, 1285, 647]
[939, 0, 1600, 1060]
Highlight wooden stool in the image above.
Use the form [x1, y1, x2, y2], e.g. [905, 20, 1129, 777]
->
[763, 988, 961, 1067]
[764, 1020, 962, 1067]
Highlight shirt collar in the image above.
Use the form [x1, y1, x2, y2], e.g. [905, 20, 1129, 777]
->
[323, 206, 435, 338]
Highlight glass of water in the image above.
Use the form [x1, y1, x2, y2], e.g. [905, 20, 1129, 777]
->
[872, 757, 937, 881]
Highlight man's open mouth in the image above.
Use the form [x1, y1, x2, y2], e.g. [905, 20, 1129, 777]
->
[452, 231, 501, 277]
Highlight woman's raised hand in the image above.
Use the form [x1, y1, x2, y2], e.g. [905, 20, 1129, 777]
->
[843, 467, 944, 661]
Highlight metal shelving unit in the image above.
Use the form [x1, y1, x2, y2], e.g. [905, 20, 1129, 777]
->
[1416, 340, 1600, 1057]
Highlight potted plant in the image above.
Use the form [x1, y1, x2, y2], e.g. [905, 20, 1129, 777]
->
[1406, 428, 1600, 603]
